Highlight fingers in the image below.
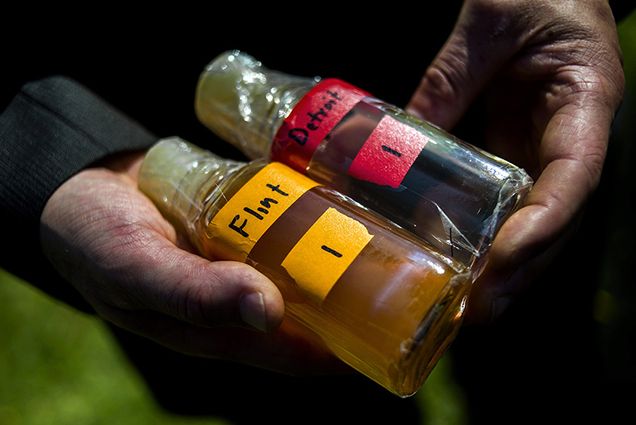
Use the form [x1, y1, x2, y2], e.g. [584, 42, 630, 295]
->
[42, 166, 286, 336]
[100, 306, 343, 375]
[97, 230, 339, 374]
[467, 76, 620, 323]
[495, 74, 618, 265]
[110, 233, 286, 333]
[465, 178, 582, 323]
[406, 1, 525, 129]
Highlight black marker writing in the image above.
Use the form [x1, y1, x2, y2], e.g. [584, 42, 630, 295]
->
[321, 245, 343, 258]
[381, 145, 402, 158]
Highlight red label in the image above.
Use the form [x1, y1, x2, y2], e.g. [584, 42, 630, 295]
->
[272, 79, 369, 172]
[348, 115, 429, 188]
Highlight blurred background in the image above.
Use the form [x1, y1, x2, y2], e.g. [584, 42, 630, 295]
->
[1, 9, 635, 425]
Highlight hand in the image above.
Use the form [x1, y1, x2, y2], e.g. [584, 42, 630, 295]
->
[40, 151, 337, 373]
[407, 0, 625, 322]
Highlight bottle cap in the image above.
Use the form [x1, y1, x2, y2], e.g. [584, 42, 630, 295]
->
[138, 137, 243, 234]
[195, 50, 316, 160]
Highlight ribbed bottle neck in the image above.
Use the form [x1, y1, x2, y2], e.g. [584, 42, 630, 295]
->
[138, 137, 245, 236]
[195, 50, 316, 160]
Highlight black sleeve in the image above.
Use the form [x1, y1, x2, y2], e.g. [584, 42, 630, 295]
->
[0, 76, 157, 310]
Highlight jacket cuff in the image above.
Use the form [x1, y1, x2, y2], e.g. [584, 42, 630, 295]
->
[0, 76, 156, 223]
[0, 76, 157, 311]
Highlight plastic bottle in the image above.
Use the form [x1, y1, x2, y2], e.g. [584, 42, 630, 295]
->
[195, 50, 533, 271]
[138, 137, 471, 397]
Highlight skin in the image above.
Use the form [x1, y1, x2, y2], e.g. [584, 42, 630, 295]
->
[40, 152, 338, 374]
[41, 0, 625, 371]
[407, 0, 625, 322]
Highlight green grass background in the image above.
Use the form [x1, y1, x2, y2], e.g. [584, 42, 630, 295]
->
[1, 12, 635, 425]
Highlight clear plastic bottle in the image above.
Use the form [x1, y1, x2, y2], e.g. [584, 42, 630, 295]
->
[138, 137, 471, 397]
[195, 51, 533, 271]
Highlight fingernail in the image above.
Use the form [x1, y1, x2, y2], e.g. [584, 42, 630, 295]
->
[239, 292, 268, 332]
[491, 297, 511, 322]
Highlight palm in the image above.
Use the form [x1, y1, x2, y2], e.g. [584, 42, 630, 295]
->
[41, 154, 338, 374]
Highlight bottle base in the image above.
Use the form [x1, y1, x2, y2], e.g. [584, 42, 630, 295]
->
[390, 271, 471, 397]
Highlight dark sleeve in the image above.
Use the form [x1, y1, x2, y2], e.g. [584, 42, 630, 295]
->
[0, 76, 157, 310]
[610, 1, 634, 22]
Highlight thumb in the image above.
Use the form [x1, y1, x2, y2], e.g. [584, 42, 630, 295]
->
[119, 236, 285, 333]
[406, 2, 522, 129]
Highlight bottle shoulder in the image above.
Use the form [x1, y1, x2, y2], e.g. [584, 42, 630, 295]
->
[200, 160, 268, 225]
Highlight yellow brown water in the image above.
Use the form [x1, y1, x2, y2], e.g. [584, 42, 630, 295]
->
[189, 158, 470, 395]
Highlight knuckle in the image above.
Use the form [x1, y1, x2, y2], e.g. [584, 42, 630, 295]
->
[580, 147, 606, 188]
[554, 67, 621, 112]
[171, 280, 221, 326]
[421, 51, 467, 107]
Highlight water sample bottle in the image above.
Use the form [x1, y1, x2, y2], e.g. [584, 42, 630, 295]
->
[195, 51, 533, 271]
[138, 137, 471, 397]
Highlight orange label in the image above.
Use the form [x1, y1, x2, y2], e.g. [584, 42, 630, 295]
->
[208, 162, 319, 262]
[281, 207, 374, 302]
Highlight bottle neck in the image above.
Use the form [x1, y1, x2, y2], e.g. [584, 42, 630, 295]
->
[257, 77, 315, 154]
[195, 50, 316, 160]
[138, 137, 245, 237]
